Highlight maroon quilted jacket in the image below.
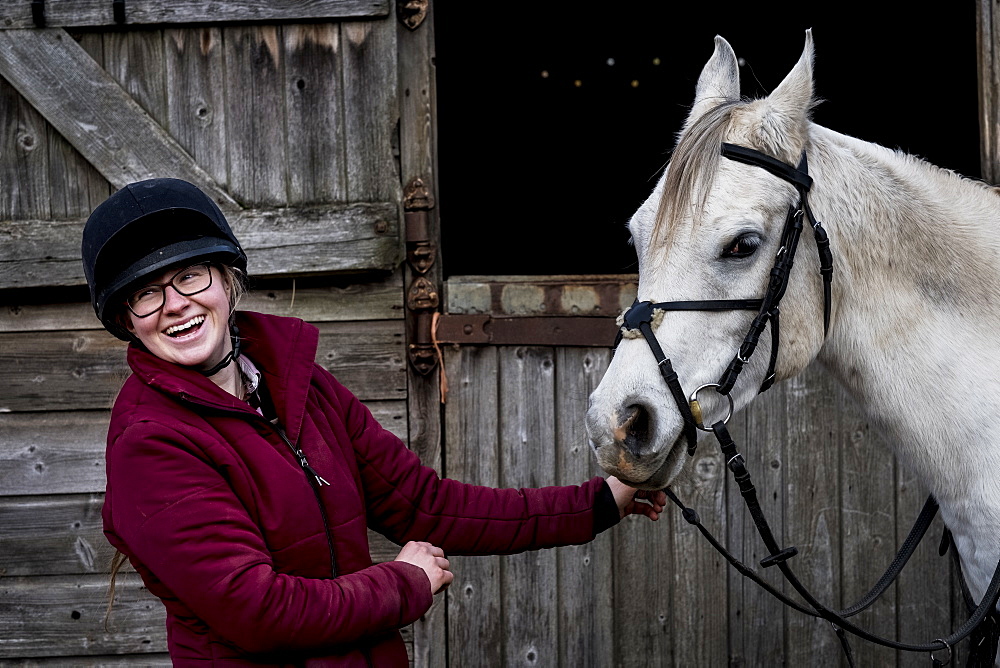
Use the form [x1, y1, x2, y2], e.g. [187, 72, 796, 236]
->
[103, 311, 617, 665]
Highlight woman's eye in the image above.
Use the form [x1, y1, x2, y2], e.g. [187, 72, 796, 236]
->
[721, 234, 761, 259]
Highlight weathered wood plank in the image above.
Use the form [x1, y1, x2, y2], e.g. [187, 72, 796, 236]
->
[669, 424, 728, 665]
[978, 0, 999, 184]
[0, 494, 110, 577]
[0, 320, 405, 412]
[612, 482, 673, 664]
[0, 75, 51, 220]
[0, 654, 172, 666]
[727, 390, 789, 666]
[42, 29, 113, 220]
[0, 574, 166, 658]
[0, 202, 402, 289]
[0, 401, 406, 498]
[398, 10, 446, 665]
[443, 345, 502, 667]
[839, 392, 897, 667]
[0, 411, 108, 496]
[446, 275, 638, 317]
[0, 1, 390, 29]
[554, 348, 614, 667]
[102, 30, 168, 125]
[223, 25, 287, 206]
[284, 24, 347, 204]
[498, 347, 559, 666]
[0, 29, 237, 208]
[782, 367, 842, 664]
[342, 19, 399, 202]
[164, 27, 229, 187]
[0, 272, 403, 333]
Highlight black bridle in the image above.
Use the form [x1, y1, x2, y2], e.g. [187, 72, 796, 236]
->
[615, 142, 1000, 666]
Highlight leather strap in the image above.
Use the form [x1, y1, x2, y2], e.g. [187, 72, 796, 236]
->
[722, 142, 813, 191]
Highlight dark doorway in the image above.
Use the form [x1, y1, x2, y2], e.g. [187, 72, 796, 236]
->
[434, 3, 979, 277]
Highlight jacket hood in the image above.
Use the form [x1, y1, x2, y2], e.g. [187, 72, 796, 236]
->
[126, 311, 319, 442]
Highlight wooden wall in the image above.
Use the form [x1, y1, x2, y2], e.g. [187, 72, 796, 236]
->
[0, 5, 416, 663]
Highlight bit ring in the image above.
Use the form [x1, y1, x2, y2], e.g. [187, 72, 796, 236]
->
[688, 383, 735, 432]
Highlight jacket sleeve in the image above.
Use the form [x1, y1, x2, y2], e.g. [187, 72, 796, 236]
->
[332, 376, 619, 554]
[105, 419, 433, 655]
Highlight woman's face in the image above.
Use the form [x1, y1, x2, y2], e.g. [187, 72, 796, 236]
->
[125, 264, 233, 371]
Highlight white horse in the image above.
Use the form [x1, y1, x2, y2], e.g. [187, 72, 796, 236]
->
[585, 30, 1000, 660]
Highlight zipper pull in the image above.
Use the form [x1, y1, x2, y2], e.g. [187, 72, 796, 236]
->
[305, 463, 330, 487]
[294, 446, 330, 486]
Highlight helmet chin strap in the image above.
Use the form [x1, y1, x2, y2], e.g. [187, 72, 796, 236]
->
[199, 325, 241, 377]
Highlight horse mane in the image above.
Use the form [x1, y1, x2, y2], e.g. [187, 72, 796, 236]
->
[653, 100, 744, 248]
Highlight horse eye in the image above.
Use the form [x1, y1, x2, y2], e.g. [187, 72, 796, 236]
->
[721, 234, 761, 259]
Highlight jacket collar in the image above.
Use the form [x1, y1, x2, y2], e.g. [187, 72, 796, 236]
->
[127, 311, 319, 443]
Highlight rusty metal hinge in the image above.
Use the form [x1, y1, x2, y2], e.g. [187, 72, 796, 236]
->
[397, 0, 428, 30]
[404, 177, 440, 374]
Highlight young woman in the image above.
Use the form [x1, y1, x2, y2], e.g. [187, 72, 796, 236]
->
[83, 177, 665, 666]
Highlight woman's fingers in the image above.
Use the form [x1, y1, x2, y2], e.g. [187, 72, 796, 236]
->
[395, 541, 453, 595]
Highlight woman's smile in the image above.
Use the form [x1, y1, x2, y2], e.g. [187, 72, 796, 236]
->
[165, 315, 206, 338]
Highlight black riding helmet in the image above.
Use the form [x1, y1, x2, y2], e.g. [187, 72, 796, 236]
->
[82, 178, 247, 341]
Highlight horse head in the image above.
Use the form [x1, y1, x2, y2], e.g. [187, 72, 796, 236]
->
[586, 31, 830, 489]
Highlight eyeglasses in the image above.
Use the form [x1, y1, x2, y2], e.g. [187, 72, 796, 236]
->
[126, 263, 213, 317]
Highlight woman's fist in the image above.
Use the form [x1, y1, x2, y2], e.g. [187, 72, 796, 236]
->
[395, 541, 454, 595]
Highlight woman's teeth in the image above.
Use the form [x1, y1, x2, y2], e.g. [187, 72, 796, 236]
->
[166, 316, 205, 337]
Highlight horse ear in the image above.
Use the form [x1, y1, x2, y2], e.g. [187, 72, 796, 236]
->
[684, 35, 740, 131]
[755, 29, 815, 152]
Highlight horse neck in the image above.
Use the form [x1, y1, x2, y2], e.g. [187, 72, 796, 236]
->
[809, 127, 1000, 503]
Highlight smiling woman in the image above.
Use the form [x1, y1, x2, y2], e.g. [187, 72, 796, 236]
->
[79, 178, 667, 666]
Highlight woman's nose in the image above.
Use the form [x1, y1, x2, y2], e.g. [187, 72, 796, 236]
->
[162, 285, 191, 313]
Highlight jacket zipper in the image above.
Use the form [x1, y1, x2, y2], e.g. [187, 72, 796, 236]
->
[269, 420, 338, 578]
[273, 420, 372, 668]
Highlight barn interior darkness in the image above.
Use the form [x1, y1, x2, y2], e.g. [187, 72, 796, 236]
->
[433, 3, 980, 277]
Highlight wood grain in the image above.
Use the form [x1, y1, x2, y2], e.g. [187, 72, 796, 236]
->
[0, 202, 402, 289]
[0, 29, 236, 207]
[443, 345, 502, 667]
[498, 346, 558, 667]
[0, 0, 390, 29]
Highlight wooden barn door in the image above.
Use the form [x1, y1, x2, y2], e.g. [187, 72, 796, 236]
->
[0, 2, 443, 664]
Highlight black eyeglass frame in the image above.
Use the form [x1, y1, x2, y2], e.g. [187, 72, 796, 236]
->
[125, 262, 214, 318]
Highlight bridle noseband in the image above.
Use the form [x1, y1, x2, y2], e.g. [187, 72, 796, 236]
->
[615, 142, 833, 454]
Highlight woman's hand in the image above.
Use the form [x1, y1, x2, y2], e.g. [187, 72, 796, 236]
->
[394, 541, 454, 595]
[606, 476, 667, 521]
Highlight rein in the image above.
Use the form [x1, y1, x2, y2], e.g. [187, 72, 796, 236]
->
[615, 142, 1000, 666]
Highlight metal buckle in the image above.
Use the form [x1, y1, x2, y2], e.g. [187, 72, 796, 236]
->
[688, 383, 735, 432]
[930, 639, 951, 666]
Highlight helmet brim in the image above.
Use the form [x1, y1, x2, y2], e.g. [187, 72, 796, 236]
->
[96, 237, 243, 325]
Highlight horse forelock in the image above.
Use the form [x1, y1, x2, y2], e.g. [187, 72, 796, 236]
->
[651, 101, 742, 250]
[651, 97, 812, 252]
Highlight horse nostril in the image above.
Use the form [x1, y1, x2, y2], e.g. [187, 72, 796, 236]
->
[615, 404, 650, 455]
